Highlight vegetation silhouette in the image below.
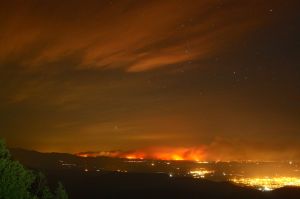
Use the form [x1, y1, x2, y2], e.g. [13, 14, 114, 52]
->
[0, 139, 68, 199]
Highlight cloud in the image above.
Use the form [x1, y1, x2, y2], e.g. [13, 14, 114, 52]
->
[0, 0, 278, 72]
[1, 0, 299, 160]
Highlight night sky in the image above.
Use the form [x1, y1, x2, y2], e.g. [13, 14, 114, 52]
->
[0, 0, 299, 161]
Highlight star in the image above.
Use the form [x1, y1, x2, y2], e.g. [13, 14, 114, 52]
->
[268, 9, 273, 14]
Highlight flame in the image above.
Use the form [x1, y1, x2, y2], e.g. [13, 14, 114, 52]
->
[76, 147, 206, 161]
[77, 154, 89, 158]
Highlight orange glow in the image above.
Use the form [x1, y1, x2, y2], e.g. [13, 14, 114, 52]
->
[76, 147, 206, 161]
[125, 154, 145, 160]
[171, 155, 184, 161]
[78, 154, 89, 158]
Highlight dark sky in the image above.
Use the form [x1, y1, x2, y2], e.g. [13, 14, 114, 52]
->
[0, 0, 299, 161]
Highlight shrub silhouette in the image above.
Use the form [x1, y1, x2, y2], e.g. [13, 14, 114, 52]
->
[0, 139, 68, 199]
[55, 182, 68, 199]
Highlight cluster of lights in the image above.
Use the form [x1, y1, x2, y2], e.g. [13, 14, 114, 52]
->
[189, 169, 214, 178]
[125, 160, 145, 163]
[116, 169, 128, 173]
[230, 177, 300, 191]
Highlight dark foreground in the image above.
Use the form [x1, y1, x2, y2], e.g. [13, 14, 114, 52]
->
[44, 170, 300, 199]
[10, 149, 300, 199]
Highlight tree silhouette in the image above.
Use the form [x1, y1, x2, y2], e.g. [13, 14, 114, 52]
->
[0, 139, 35, 199]
[0, 139, 68, 199]
[0, 140, 10, 159]
[31, 172, 54, 199]
[55, 182, 68, 199]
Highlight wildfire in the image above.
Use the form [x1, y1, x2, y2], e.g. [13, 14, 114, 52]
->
[76, 147, 206, 161]
[76, 151, 122, 158]
[78, 154, 90, 158]
[230, 177, 300, 191]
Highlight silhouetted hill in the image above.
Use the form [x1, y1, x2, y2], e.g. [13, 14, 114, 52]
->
[10, 148, 77, 169]
[10, 148, 124, 171]
[10, 148, 82, 169]
[271, 187, 300, 199]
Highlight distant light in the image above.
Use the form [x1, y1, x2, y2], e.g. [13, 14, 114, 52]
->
[261, 186, 272, 192]
[169, 173, 173, 178]
[125, 160, 145, 163]
[151, 163, 155, 166]
[189, 169, 214, 179]
[197, 161, 209, 164]
[230, 177, 300, 191]
[116, 169, 127, 173]
[84, 168, 88, 172]
[289, 161, 293, 165]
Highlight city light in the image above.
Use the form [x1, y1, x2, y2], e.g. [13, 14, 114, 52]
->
[230, 177, 300, 191]
[189, 169, 214, 178]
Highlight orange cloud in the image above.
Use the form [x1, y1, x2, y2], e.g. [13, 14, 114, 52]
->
[0, 0, 279, 72]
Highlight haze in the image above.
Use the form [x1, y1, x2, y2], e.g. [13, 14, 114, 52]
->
[0, 0, 299, 161]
